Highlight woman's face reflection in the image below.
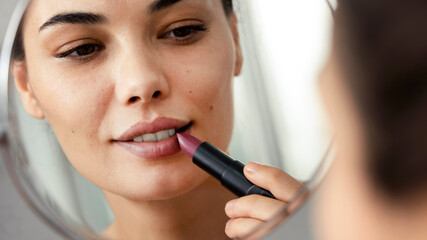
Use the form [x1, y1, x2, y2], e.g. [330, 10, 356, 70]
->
[14, 0, 242, 204]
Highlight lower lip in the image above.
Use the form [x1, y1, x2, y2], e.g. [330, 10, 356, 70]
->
[115, 130, 191, 159]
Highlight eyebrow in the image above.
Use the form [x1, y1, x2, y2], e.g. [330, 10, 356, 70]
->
[39, 12, 107, 32]
[148, 0, 183, 14]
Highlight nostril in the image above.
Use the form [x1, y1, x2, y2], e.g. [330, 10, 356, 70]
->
[129, 96, 140, 103]
[127, 91, 161, 104]
[152, 91, 161, 98]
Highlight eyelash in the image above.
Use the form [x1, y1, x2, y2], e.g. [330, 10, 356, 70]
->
[159, 24, 208, 43]
[55, 24, 208, 60]
[56, 44, 104, 59]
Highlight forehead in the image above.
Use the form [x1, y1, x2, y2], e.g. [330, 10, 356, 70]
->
[27, 0, 222, 21]
[24, 0, 219, 29]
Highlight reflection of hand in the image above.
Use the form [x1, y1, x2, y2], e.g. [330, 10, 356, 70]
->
[224, 162, 302, 239]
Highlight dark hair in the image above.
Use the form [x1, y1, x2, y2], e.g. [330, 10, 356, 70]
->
[12, 0, 234, 61]
[12, 19, 25, 61]
[222, 0, 234, 16]
[335, 0, 427, 196]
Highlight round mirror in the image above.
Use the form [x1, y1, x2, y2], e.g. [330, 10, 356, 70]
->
[0, 0, 334, 239]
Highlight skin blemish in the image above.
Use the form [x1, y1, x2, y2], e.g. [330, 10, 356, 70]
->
[186, 69, 191, 74]
[210, 105, 214, 111]
[189, 90, 192, 94]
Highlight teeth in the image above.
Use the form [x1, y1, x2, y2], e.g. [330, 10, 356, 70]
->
[156, 130, 170, 141]
[169, 129, 176, 136]
[142, 133, 157, 142]
[133, 128, 177, 142]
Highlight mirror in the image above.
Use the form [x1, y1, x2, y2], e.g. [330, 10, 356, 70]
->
[0, 0, 334, 239]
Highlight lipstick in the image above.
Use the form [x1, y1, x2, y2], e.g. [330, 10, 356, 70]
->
[177, 133, 275, 198]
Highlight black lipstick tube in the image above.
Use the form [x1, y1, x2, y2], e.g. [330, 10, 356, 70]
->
[193, 142, 275, 198]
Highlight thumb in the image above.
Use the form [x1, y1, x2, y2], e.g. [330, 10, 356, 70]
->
[244, 162, 302, 202]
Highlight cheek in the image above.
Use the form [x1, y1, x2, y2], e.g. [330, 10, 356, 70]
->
[315, 152, 381, 240]
[183, 62, 234, 111]
[169, 41, 235, 146]
[26, 56, 113, 161]
[29, 59, 111, 129]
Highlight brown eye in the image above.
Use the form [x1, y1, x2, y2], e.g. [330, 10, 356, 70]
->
[74, 45, 96, 56]
[56, 44, 104, 58]
[161, 25, 207, 39]
[170, 27, 194, 38]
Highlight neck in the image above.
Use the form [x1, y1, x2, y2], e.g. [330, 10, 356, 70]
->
[103, 177, 234, 240]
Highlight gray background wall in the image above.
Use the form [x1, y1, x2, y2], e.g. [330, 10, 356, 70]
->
[0, 1, 60, 239]
[0, 0, 315, 239]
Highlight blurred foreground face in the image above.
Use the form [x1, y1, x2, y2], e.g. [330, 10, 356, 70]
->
[316, 57, 383, 240]
[315, 55, 427, 240]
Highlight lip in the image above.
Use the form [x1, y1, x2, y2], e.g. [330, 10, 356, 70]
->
[116, 118, 190, 141]
[114, 117, 192, 159]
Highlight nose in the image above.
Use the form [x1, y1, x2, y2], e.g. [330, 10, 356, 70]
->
[114, 47, 169, 106]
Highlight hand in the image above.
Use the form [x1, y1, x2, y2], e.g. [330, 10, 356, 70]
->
[224, 162, 302, 239]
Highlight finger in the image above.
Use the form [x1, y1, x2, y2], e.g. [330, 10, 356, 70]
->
[244, 162, 302, 201]
[225, 195, 286, 221]
[225, 218, 263, 240]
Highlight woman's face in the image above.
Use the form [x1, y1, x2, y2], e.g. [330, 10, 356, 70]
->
[15, 0, 242, 200]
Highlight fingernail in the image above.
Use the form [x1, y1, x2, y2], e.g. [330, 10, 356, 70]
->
[246, 162, 262, 174]
[226, 219, 233, 229]
[225, 199, 236, 211]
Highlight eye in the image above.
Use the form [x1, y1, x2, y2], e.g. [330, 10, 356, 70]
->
[160, 24, 208, 43]
[56, 44, 104, 59]
[164, 25, 206, 38]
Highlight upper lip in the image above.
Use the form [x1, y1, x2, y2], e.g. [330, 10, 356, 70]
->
[115, 117, 190, 141]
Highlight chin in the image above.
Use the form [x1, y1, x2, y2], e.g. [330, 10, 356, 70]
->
[114, 163, 211, 201]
